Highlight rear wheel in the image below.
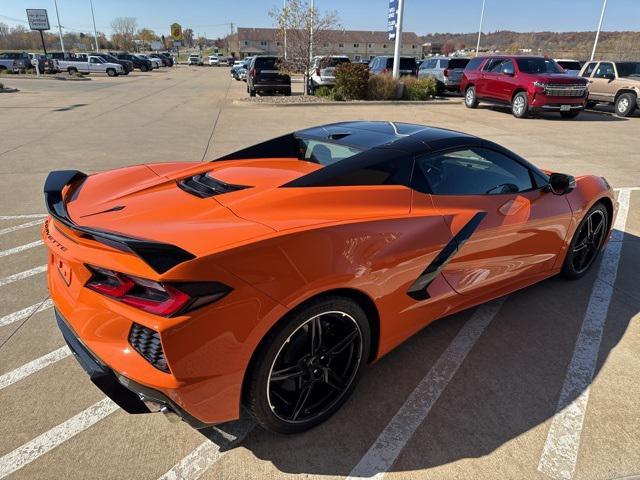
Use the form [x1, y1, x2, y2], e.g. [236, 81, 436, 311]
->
[284, 88, 292, 97]
[464, 86, 478, 108]
[140, 65, 149, 72]
[562, 203, 608, 279]
[249, 86, 256, 97]
[67, 67, 77, 75]
[512, 92, 529, 118]
[615, 93, 637, 117]
[245, 296, 370, 434]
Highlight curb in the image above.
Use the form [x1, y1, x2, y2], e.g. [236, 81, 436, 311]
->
[232, 99, 463, 107]
[0, 88, 20, 93]
[0, 75, 91, 82]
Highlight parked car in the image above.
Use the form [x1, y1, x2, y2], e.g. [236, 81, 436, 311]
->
[307, 55, 350, 94]
[79, 52, 133, 74]
[58, 55, 124, 77]
[0, 56, 18, 73]
[149, 53, 172, 67]
[219, 56, 230, 66]
[111, 52, 153, 72]
[45, 121, 615, 434]
[27, 53, 60, 74]
[137, 54, 161, 69]
[247, 56, 291, 96]
[418, 56, 471, 94]
[231, 57, 252, 81]
[555, 59, 583, 76]
[208, 55, 220, 66]
[159, 52, 175, 67]
[0, 52, 30, 72]
[461, 55, 589, 118]
[580, 60, 640, 117]
[188, 54, 203, 66]
[368, 56, 418, 76]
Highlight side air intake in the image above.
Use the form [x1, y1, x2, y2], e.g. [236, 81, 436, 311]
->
[178, 173, 249, 198]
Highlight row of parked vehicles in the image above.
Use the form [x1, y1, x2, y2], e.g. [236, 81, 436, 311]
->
[0, 51, 174, 77]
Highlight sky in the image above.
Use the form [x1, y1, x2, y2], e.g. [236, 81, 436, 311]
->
[2, 0, 639, 39]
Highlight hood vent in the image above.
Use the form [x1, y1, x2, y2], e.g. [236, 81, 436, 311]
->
[178, 173, 249, 198]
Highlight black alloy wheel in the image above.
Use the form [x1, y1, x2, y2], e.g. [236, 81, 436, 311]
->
[246, 296, 370, 434]
[562, 203, 608, 279]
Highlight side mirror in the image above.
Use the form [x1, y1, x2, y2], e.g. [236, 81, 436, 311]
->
[546, 173, 576, 195]
[502, 67, 515, 76]
[606, 74, 615, 81]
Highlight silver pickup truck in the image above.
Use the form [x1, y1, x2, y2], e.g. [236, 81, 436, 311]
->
[58, 55, 124, 77]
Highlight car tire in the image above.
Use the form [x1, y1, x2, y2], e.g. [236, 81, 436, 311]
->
[67, 67, 77, 75]
[285, 88, 292, 97]
[249, 88, 256, 97]
[141, 65, 149, 72]
[511, 92, 529, 118]
[436, 81, 445, 97]
[464, 86, 478, 108]
[560, 110, 581, 119]
[586, 100, 598, 109]
[615, 93, 637, 117]
[245, 295, 371, 434]
[561, 202, 609, 280]
[106, 68, 116, 77]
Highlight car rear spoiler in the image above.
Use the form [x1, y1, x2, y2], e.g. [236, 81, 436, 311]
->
[44, 170, 195, 274]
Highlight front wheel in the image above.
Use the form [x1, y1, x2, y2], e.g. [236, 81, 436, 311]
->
[615, 93, 637, 117]
[464, 86, 478, 108]
[511, 92, 529, 118]
[106, 68, 116, 77]
[561, 203, 609, 279]
[245, 296, 370, 434]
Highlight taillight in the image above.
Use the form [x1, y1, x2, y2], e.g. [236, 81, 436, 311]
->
[382, 68, 388, 74]
[250, 68, 256, 77]
[443, 68, 449, 77]
[316, 68, 321, 77]
[85, 265, 231, 317]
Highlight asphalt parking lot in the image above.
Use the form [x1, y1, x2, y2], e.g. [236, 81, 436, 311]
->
[0, 66, 639, 480]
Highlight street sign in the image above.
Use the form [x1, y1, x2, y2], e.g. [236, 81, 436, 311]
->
[387, 0, 398, 40]
[26, 9, 50, 31]
[171, 23, 183, 41]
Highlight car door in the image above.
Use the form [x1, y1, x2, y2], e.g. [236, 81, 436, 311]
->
[478, 57, 501, 98]
[411, 146, 573, 296]
[589, 62, 616, 102]
[89, 57, 103, 73]
[483, 59, 514, 101]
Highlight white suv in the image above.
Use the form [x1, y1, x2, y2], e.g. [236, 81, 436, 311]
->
[307, 56, 350, 94]
[208, 55, 220, 66]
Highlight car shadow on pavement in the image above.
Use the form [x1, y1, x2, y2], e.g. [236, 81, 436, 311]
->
[218, 230, 639, 477]
[482, 105, 629, 122]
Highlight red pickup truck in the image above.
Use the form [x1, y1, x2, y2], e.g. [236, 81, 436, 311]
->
[460, 56, 589, 119]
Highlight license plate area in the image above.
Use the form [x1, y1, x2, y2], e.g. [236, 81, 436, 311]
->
[55, 255, 73, 286]
[560, 105, 571, 111]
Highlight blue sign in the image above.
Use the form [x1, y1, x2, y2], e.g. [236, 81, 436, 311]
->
[388, 0, 398, 40]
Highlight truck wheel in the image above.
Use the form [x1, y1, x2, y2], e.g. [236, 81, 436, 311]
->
[141, 65, 149, 72]
[68, 67, 77, 75]
[249, 88, 256, 97]
[285, 88, 292, 97]
[512, 92, 529, 118]
[464, 86, 478, 108]
[615, 93, 637, 117]
[106, 68, 116, 77]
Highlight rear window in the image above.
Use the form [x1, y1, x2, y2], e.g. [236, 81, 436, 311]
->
[448, 58, 470, 69]
[298, 138, 363, 166]
[465, 57, 484, 71]
[319, 57, 350, 68]
[255, 57, 280, 69]
[400, 58, 416, 69]
[557, 61, 581, 71]
[516, 58, 563, 74]
[615, 62, 640, 77]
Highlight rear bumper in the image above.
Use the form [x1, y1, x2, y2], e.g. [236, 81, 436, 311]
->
[254, 84, 291, 91]
[56, 308, 212, 429]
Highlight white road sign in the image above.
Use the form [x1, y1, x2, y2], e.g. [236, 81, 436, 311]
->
[26, 9, 50, 31]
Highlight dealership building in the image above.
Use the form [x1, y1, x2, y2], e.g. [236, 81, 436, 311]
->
[229, 27, 428, 60]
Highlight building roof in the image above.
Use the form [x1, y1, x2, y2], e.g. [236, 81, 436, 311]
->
[236, 27, 422, 45]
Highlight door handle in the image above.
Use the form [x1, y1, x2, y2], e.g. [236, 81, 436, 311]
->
[499, 198, 527, 216]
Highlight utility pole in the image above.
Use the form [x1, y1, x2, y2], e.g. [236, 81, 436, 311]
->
[392, 0, 404, 79]
[591, 0, 608, 61]
[89, 0, 99, 51]
[283, 0, 287, 59]
[309, 0, 315, 61]
[53, 0, 65, 55]
[475, 0, 486, 57]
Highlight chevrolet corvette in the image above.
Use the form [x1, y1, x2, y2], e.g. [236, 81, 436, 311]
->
[44, 122, 616, 434]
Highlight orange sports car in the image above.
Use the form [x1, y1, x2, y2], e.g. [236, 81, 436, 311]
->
[44, 122, 616, 434]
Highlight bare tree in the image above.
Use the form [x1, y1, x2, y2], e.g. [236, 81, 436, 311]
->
[111, 17, 137, 50]
[270, 0, 340, 95]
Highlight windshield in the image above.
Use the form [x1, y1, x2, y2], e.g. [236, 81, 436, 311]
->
[516, 58, 563, 74]
[616, 62, 640, 77]
[297, 138, 363, 166]
[399, 58, 416, 70]
[557, 61, 582, 71]
[448, 58, 470, 69]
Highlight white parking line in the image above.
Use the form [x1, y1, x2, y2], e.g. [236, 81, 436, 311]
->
[346, 298, 506, 480]
[0, 240, 43, 258]
[0, 346, 71, 390]
[0, 299, 53, 327]
[158, 441, 228, 480]
[0, 265, 47, 287]
[0, 215, 47, 220]
[0, 397, 119, 479]
[0, 219, 44, 236]
[538, 188, 631, 480]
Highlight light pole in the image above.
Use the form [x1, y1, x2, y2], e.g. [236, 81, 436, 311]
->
[391, 0, 405, 79]
[310, 0, 315, 61]
[53, 0, 65, 55]
[283, 0, 287, 60]
[89, 0, 99, 52]
[475, 0, 486, 56]
[591, 0, 608, 61]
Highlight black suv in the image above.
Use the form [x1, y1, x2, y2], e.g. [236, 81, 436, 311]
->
[247, 56, 291, 96]
[110, 52, 153, 72]
[149, 53, 173, 67]
[368, 56, 418, 76]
